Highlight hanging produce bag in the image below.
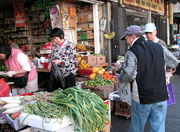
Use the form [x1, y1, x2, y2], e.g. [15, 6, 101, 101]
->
[0, 78, 10, 97]
[49, 63, 65, 91]
[167, 84, 176, 106]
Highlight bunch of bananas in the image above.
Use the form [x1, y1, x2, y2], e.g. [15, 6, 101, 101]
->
[104, 32, 115, 39]
[78, 59, 91, 70]
[76, 44, 87, 52]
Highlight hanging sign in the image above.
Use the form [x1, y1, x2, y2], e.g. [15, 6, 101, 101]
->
[50, 5, 63, 29]
[173, 3, 180, 13]
[100, 17, 107, 31]
[122, 0, 164, 14]
[14, 2, 25, 27]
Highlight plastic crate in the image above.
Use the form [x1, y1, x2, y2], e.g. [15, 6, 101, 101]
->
[78, 69, 91, 76]
[0, 78, 10, 97]
[2, 113, 26, 131]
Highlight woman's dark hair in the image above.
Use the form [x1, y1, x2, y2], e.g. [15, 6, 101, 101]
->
[49, 28, 64, 39]
[0, 44, 12, 59]
[8, 36, 14, 41]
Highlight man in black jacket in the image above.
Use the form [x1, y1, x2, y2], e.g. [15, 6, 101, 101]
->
[117, 25, 179, 132]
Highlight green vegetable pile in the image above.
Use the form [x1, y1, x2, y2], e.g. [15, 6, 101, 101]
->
[22, 87, 109, 132]
[50, 86, 109, 132]
[23, 97, 68, 123]
[84, 76, 114, 86]
[0, 65, 8, 81]
[0, 65, 7, 71]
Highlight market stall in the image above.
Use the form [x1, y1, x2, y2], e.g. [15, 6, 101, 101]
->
[0, 87, 111, 132]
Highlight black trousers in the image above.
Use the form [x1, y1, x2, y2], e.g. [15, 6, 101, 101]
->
[64, 73, 76, 89]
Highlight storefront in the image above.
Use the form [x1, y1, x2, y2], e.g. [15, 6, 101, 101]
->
[111, 0, 167, 62]
[172, 3, 180, 45]
[0, 0, 105, 55]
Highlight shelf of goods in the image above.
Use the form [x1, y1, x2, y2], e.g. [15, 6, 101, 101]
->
[76, 3, 94, 53]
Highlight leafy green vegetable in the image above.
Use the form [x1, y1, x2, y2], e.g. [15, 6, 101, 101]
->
[50, 87, 109, 132]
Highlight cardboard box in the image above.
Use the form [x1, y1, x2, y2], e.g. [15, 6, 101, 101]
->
[82, 55, 96, 66]
[96, 56, 106, 64]
[82, 84, 114, 99]
[68, 7, 76, 16]
[20, 113, 72, 131]
[114, 102, 131, 118]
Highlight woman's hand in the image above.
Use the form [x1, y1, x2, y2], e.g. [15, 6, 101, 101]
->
[52, 60, 61, 65]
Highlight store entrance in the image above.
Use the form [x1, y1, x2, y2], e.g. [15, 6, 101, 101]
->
[126, 9, 150, 30]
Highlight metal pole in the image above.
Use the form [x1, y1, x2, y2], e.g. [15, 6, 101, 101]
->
[106, 2, 112, 67]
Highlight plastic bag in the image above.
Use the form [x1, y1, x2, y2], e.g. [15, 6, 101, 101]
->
[0, 78, 9, 97]
[49, 63, 65, 91]
[167, 84, 176, 106]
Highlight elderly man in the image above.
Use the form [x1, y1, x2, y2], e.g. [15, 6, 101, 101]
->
[117, 25, 179, 132]
[144, 22, 167, 47]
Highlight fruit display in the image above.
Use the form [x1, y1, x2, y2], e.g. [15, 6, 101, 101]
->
[104, 32, 115, 40]
[78, 59, 91, 70]
[76, 44, 87, 52]
[76, 44, 94, 52]
[84, 73, 114, 86]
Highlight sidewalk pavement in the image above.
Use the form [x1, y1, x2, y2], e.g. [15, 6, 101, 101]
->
[111, 73, 180, 132]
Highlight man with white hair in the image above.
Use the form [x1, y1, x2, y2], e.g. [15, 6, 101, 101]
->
[144, 22, 167, 47]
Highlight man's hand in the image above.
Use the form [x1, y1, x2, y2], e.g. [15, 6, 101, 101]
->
[6, 71, 16, 77]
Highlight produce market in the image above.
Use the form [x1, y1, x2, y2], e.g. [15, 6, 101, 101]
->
[0, 0, 180, 131]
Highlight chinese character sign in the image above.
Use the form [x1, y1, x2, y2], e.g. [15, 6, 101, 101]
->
[123, 0, 164, 14]
[14, 2, 25, 27]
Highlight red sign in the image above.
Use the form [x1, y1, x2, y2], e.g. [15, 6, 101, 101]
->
[14, 2, 25, 27]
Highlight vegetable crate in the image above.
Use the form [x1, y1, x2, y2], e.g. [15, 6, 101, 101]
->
[2, 113, 26, 131]
[82, 84, 114, 99]
[20, 113, 73, 132]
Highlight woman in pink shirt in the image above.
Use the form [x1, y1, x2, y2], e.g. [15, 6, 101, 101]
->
[0, 44, 38, 94]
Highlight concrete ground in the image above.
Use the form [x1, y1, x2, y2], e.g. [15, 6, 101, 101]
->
[111, 73, 180, 132]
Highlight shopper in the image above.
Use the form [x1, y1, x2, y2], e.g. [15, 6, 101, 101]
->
[48, 28, 76, 90]
[144, 22, 167, 47]
[117, 25, 179, 132]
[7, 37, 20, 49]
[0, 44, 38, 94]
